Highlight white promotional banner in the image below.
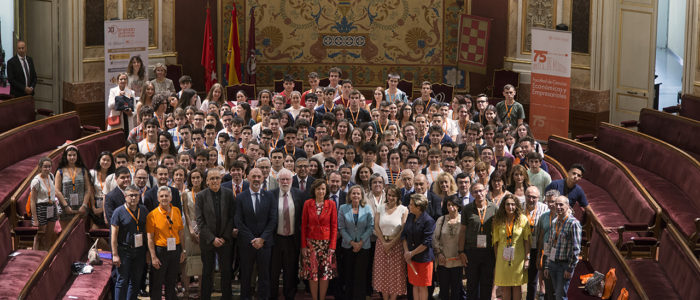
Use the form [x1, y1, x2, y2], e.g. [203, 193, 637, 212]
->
[529, 28, 571, 140]
[104, 19, 148, 127]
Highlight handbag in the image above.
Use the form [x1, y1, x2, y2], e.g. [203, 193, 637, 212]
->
[583, 271, 605, 297]
[107, 115, 121, 126]
[87, 238, 102, 265]
[115, 95, 134, 111]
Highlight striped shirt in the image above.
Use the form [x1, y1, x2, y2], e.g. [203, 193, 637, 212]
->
[546, 215, 581, 272]
[521, 201, 549, 249]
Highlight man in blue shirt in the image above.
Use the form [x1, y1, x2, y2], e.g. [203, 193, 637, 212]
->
[111, 185, 148, 300]
[545, 164, 588, 209]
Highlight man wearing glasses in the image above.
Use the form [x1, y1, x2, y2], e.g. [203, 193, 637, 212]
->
[146, 186, 186, 299]
[496, 84, 525, 128]
[111, 185, 148, 300]
[471, 94, 490, 125]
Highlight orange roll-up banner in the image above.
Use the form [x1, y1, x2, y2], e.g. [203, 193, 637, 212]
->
[529, 28, 571, 140]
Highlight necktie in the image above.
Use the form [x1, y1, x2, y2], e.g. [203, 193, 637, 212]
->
[262, 180, 267, 191]
[332, 194, 338, 208]
[300, 178, 305, 191]
[253, 192, 260, 214]
[22, 58, 29, 85]
[283, 193, 291, 235]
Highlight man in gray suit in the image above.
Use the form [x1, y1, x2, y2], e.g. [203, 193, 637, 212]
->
[195, 169, 235, 300]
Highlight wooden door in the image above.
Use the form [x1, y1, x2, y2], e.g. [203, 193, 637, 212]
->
[24, 0, 60, 113]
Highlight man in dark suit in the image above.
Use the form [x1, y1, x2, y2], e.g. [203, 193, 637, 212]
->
[275, 127, 307, 160]
[143, 165, 182, 211]
[195, 169, 235, 300]
[292, 157, 314, 199]
[221, 161, 249, 195]
[327, 171, 346, 210]
[104, 167, 132, 225]
[235, 168, 278, 300]
[6, 41, 37, 97]
[269, 169, 305, 300]
[402, 174, 442, 221]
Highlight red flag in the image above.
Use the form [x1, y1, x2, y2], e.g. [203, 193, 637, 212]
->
[226, 5, 242, 85]
[201, 7, 217, 92]
[245, 7, 256, 84]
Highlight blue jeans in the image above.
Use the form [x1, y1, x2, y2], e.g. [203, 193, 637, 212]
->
[548, 260, 574, 300]
[114, 246, 146, 300]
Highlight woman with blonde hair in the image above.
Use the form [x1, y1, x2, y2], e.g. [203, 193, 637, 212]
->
[338, 185, 375, 300]
[150, 63, 175, 94]
[432, 172, 458, 214]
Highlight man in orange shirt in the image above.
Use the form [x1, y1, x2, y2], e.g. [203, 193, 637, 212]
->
[146, 186, 185, 300]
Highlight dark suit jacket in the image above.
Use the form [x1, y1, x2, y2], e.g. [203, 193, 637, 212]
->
[402, 190, 443, 221]
[221, 180, 249, 195]
[143, 185, 182, 212]
[328, 190, 347, 210]
[195, 188, 236, 248]
[270, 187, 305, 245]
[104, 188, 126, 226]
[292, 175, 315, 199]
[7, 55, 37, 97]
[235, 189, 278, 248]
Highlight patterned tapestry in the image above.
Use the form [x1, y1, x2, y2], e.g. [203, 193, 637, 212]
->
[222, 0, 468, 91]
[457, 14, 490, 75]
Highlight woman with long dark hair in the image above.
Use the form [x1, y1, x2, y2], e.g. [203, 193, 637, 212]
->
[55, 146, 91, 229]
[156, 131, 178, 162]
[127, 55, 145, 96]
[30, 157, 63, 250]
[492, 194, 531, 300]
[89, 151, 115, 229]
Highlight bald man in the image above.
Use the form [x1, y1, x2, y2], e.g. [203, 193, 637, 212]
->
[196, 168, 235, 300]
[402, 174, 442, 220]
[235, 168, 277, 300]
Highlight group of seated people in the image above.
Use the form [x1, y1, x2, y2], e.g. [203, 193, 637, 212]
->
[29, 65, 586, 300]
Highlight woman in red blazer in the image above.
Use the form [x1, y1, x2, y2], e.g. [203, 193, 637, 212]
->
[299, 178, 338, 300]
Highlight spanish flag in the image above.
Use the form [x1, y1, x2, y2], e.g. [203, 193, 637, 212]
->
[226, 4, 242, 86]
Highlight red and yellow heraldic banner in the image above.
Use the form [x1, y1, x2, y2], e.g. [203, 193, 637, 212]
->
[529, 28, 572, 140]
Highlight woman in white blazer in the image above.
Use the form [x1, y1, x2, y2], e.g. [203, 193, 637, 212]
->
[107, 72, 135, 131]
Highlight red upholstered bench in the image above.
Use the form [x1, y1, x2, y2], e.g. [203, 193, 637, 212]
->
[0, 96, 53, 134]
[0, 249, 48, 298]
[0, 112, 83, 210]
[627, 228, 700, 299]
[17, 217, 92, 300]
[679, 93, 700, 121]
[596, 123, 700, 246]
[544, 155, 565, 181]
[61, 253, 113, 300]
[637, 108, 700, 161]
[585, 221, 645, 299]
[547, 136, 660, 245]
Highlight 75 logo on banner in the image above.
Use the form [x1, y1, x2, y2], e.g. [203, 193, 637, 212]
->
[533, 50, 547, 63]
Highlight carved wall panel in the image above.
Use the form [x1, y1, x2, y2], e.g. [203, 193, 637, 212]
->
[522, 0, 556, 53]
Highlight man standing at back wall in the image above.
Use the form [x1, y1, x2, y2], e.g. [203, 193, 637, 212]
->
[7, 40, 37, 97]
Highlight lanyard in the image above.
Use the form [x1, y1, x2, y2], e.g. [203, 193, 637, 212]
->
[158, 206, 176, 238]
[324, 103, 335, 114]
[284, 146, 295, 157]
[389, 168, 401, 185]
[377, 120, 389, 134]
[527, 207, 536, 229]
[340, 97, 348, 107]
[477, 205, 486, 232]
[40, 175, 53, 200]
[191, 190, 196, 205]
[505, 102, 514, 120]
[349, 109, 360, 125]
[506, 216, 515, 246]
[67, 167, 77, 191]
[124, 204, 141, 231]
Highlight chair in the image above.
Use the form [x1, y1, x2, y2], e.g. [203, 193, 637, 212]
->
[274, 80, 303, 94]
[431, 83, 455, 103]
[490, 69, 520, 98]
[318, 77, 330, 87]
[386, 79, 414, 99]
[166, 64, 183, 93]
[226, 83, 257, 101]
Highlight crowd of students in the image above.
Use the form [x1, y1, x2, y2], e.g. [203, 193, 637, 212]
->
[30, 62, 586, 300]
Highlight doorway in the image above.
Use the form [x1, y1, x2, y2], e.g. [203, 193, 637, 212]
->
[655, 0, 685, 110]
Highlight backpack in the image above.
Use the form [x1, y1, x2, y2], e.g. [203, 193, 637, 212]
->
[583, 271, 605, 297]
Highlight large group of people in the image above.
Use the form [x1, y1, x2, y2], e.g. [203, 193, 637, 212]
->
[27, 59, 587, 300]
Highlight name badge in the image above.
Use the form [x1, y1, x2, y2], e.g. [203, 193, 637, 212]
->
[46, 205, 54, 219]
[167, 237, 176, 251]
[134, 233, 143, 248]
[503, 246, 515, 261]
[543, 242, 550, 254]
[69, 193, 80, 206]
[476, 234, 487, 248]
[548, 247, 557, 261]
[95, 197, 103, 209]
